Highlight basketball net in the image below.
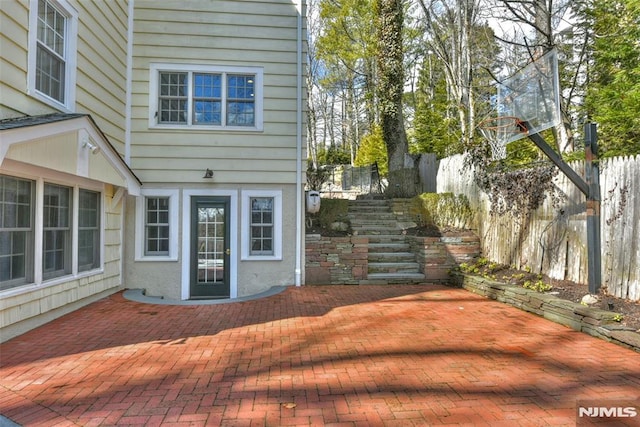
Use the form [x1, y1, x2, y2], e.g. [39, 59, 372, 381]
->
[478, 116, 527, 161]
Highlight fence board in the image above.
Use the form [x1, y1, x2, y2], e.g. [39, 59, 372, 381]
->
[436, 154, 640, 301]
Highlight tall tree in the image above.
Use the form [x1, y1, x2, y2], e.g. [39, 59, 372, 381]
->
[584, 0, 640, 156]
[412, 51, 461, 157]
[376, 0, 414, 196]
[416, 0, 482, 148]
[316, 0, 378, 162]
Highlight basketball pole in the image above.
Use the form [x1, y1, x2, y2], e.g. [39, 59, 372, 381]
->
[524, 122, 601, 295]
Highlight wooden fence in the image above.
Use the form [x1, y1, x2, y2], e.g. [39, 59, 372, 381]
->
[436, 154, 640, 301]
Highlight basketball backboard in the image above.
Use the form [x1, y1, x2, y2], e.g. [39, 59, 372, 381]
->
[479, 49, 562, 159]
[496, 49, 562, 145]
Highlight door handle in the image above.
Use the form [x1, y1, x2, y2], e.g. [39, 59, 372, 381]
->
[225, 249, 231, 255]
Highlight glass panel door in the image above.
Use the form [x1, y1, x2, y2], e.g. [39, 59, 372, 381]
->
[190, 196, 230, 298]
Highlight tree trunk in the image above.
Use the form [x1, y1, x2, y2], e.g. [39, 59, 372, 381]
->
[376, 0, 415, 196]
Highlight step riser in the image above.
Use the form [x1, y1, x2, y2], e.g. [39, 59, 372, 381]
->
[365, 235, 407, 243]
[368, 245, 411, 253]
[349, 217, 397, 224]
[369, 263, 421, 274]
[366, 273, 426, 282]
[368, 253, 416, 263]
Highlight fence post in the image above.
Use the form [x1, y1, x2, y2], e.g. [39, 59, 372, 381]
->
[584, 123, 602, 295]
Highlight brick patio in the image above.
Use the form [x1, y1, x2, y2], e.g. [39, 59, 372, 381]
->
[1, 284, 639, 426]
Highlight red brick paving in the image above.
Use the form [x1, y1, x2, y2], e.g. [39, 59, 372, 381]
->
[1, 284, 639, 426]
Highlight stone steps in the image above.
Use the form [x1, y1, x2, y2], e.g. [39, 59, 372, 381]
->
[347, 199, 425, 283]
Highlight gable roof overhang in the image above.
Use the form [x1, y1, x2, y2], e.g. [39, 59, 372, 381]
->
[0, 113, 141, 196]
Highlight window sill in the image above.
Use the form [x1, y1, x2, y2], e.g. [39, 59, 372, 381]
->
[0, 269, 104, 299]
[149, 124, 263, 132]
[241, 255, 282, 262]
[134, 255, 179, 262]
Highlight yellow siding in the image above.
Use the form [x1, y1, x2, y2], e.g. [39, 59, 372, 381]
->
[130, 0, 306, 185]
[0, 0, 129, 153]
[0, 1, 42, 117]
[72, 0, 129, 153]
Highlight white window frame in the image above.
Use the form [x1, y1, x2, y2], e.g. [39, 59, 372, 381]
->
[135, 189, 179, 261]
[0, 169, 104, 297]
[77, 188, 101, 273]
[149, 63, 264, 131]
[27, 0, 78, 112]
[241, 190, 282, 261]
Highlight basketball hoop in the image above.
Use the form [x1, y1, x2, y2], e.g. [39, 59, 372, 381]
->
[478, 116, 528, 160]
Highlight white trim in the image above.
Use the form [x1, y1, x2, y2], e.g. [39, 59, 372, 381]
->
[124, 0, 134, 164]
[148, 63, 264, 131]
[0, 116, 141, 195]
[182, 189, 238, 300]
[241, 190, 283, 261]
[26, 0, 78, 112]
[34, 178, 44, 285]
[295, 0, 304, 286]
[72, 185, 79, 275]
[134, 189, 180, 262]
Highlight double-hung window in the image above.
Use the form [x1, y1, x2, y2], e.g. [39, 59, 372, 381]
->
[0, 175, 102, 291]
[28, 0, 78, 110]
[135, 190, 178, 261]
[43, 183, 72, 280]
[250, 198, 274, 255]
[150, 64, 263, 130]
[241, 191, 282, 260]
[145, 197, 170, 256]
[78, 189, 100, 272]
[0, 176, 34, 290]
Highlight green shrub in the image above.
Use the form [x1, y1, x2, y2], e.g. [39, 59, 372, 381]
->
[411, 192, 473, 229]
[316, 198, 350, 229]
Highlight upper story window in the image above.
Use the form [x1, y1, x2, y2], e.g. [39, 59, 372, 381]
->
[28, 0, 78, 111]
[150, 64, 264, 131]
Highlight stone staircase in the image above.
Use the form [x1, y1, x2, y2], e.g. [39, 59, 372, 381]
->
[347, 199, 426, 284]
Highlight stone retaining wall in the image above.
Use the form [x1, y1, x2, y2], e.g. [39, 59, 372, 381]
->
[304, 232, 481, 285]
[305, 235, 368, 285]
[407, 234, 480, 282]
[452, 272, 640, 352]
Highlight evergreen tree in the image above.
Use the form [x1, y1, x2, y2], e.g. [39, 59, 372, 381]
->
[585, 0, 640, 156]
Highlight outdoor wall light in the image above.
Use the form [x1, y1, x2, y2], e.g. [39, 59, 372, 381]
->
[203, 168, 214, 179]
[83, 140, 101, 155]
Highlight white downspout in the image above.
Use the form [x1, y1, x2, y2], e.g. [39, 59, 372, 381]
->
[295, 0, 303, 286]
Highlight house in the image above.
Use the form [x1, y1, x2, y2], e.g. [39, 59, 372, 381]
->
[0, 0, 307, 342]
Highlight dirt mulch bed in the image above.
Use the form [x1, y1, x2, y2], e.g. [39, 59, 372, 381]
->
[461, 262, 640, 332]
